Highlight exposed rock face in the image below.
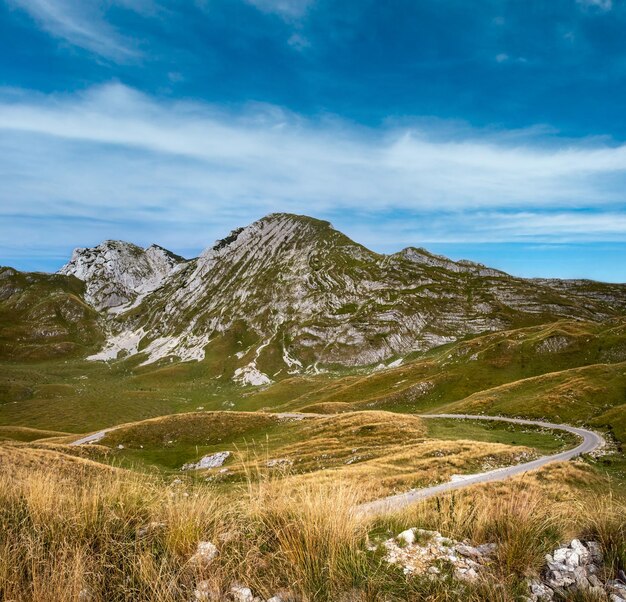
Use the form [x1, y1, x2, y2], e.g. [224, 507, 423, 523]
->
[84, 213, 626, 376]
[59, 240, 186, 311]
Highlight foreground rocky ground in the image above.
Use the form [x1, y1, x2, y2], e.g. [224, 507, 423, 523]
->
[184, 530, 626, 602]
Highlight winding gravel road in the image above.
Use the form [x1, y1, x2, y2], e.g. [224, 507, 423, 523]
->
[70, 412, 604, 516]
[357, 413, 604, 515]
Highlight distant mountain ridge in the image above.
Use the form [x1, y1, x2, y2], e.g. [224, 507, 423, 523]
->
[3, 213, 626, 383]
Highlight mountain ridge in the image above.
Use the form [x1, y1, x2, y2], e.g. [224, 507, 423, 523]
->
[3, 213, 626, 381]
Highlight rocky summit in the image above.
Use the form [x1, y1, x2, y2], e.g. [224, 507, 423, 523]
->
[3, 213, 626, 382]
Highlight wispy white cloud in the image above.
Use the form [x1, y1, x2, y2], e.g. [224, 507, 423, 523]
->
[0, 83, 626, 266]
[287, 32, 310, 50]
[245, 0, 313, 19]
[576, 0, 612, 11]
[7, 0, 142, 61]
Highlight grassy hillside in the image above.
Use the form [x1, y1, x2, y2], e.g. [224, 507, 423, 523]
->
[245, 319, 626, 413]
[3, 319, 626, 435]
[0, 267, 103, 360]
[0, 442, 622, 602]
[69, 410, 578, 503]
[439, 361, 626, 441]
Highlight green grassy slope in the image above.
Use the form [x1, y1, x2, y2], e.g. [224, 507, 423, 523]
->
[3, 318, 626, 434]
[245, 319, 626, 413]
[0, 267, 103, 360]
[439, 361, 626, 441]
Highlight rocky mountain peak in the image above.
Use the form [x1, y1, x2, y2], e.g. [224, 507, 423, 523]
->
[195, 213, 351, 277]
[59, 240, 186, 311]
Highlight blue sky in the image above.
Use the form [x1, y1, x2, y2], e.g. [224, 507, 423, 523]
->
[1, 0, 626, 280]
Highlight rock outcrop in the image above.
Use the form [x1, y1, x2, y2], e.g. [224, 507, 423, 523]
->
[59, 240, 186, 311]
[382, 527, 497, 581]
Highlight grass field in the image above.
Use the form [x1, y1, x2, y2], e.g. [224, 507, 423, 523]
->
[10, 410, 578, 508]
[0, 443, 624, 602]
[2, 318, 626, 600]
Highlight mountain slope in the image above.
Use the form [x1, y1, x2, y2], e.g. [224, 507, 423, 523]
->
[63, 213, 626, 383]
[241, 318, 626, 412]
[0, 267, 103, 360]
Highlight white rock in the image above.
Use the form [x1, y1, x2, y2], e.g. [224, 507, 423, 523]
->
[194, 580, 212, 601]
[455, 544, 482, 559]
[396, 529, 416, 545]
[476, 543, 497, 555]
[78, 588, 93, 602]
[189, 541, 218, 567]
[182, 451, 231, 471]
[529, 580, 554, 601]
[230, 585, 254, 602]
[553, 548, 568, 564]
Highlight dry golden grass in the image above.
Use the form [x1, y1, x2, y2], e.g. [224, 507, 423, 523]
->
[271, 439, 538, 501]
[0, 443, 119, 478]
[297, 402, 355, 414]
[0, 443, 624, 601]
[0, 426, 70, 442]
[161, 411, 542, 502]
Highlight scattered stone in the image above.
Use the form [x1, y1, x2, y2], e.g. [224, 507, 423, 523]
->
[526, 539, 626, 601]
[609, 581, 626, 595]
[528, 579, 553, 600]
[396, 528, 417, 545]
[456, 543, 491, 559]
[78, 588, 93, 602]
[194, 580, 211, 601]
[266, 458, 293, 468]
[189, 541, 219, 567]
[589, 574, 603, 588]
[230, 584, 255, 602]
[136, 521, 166, 538]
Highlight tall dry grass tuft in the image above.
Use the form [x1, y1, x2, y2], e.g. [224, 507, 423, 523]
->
[578, 492, 626, 576]
[0, 462, 227, 601]
[1, 453, 625, 602]
[479, 490, 563, 578]
[247, 477, 369, 600]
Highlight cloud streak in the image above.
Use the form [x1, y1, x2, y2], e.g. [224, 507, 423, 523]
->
[245, 0, 313, 19]
[1, 83, 626, 270]
[7, 0, 141, 61]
